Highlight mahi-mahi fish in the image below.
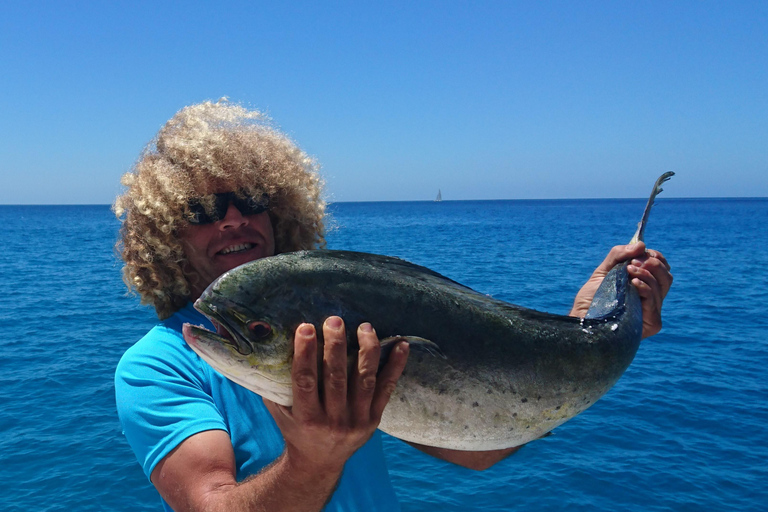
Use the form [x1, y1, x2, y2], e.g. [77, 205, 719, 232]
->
[183, 172, 674, 450]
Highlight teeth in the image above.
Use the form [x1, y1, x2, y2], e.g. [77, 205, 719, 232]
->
[220, 243, 253, 255]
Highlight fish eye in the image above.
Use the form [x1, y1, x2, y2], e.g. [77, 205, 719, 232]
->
[247, 321, 272, 339]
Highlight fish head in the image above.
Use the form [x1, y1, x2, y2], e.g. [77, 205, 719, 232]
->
[181, 260, 300, 405]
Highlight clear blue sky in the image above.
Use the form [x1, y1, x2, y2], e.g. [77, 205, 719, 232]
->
[1, 1, 766, 203]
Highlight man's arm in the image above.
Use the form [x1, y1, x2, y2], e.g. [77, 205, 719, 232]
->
[406, 442, 522, 471]
[151, 429, 343, 512]
[411, 242, 673, 471]
[150, 318, 409, 512]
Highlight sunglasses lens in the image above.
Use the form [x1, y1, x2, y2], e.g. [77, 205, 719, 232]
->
[187, 192, 269, 225]
[233, 193, 269, 215]
[212, 194, 233, 220]
[187, 201, 215, 225]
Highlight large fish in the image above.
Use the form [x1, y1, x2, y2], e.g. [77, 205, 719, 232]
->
[183, 172, 674, 450]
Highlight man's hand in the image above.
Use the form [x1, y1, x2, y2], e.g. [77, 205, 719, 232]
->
[151, 317, 408, 512]
[569, 242, 673, 338]
[264, 317, 410, 476]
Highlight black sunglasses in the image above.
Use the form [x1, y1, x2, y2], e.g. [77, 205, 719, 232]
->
[186, 191, 270, 225]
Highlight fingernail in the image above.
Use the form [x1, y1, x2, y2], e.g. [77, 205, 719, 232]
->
[299, 324, 315, 337]
[325, 316, 343, 330]
[359, 322, 373, 333]
[631, 259, 643, 266]
[397, 342, 410, 354]
[627, 265, 637, 272]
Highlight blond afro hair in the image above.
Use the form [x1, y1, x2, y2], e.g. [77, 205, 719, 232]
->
[113, 99, 326, 319]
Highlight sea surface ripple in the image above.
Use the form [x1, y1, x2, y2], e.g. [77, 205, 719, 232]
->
[0, 198, 765, 511]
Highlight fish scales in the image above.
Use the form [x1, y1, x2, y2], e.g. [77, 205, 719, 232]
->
[229, 251, 642, 449]
[183, 173, 673, 450]
[186, 251, 640, 450]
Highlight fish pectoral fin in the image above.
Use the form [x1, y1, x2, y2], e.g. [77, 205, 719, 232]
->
[380, 335, 447, 364]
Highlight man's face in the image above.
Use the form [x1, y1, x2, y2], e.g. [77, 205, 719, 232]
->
[179, 201, 276, 298]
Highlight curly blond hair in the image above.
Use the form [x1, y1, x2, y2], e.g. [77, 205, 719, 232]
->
[113, 100, 326, 319]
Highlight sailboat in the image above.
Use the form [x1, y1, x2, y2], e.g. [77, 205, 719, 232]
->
[434, 189, 442, 202]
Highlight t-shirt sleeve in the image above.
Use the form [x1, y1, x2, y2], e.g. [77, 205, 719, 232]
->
[115, 325, 228, 480]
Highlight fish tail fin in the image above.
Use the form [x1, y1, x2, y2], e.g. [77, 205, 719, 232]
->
[630, 171, 674, 244]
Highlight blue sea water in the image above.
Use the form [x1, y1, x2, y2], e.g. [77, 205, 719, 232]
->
[0, 198, 766, 511]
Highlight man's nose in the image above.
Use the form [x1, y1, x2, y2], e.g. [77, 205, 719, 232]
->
[219, 202, 249, 229]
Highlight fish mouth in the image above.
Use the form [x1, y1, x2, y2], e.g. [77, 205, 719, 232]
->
[191, 298, 254, 355]
[182, 322, 293, 404]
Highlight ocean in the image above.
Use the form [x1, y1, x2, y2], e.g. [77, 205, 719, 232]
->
[0, 198, 766, 511]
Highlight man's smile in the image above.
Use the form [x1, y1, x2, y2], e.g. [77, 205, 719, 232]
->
[218, 243, 255, 255]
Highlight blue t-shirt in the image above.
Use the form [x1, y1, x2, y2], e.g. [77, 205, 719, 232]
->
[115, 303, 401, 511]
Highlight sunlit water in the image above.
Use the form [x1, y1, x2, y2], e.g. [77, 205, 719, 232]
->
[0, 198, 765, 511]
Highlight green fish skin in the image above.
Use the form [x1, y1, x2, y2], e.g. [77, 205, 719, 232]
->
[183, 173, 673, 451]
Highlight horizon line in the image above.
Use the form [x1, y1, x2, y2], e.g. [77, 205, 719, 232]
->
[1, 196, 766, 207]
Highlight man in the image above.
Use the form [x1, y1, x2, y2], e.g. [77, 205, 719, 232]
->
[114, 100, 672, 512]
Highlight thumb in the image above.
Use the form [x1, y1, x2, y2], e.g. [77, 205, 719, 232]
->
[598, 242, 646, 272]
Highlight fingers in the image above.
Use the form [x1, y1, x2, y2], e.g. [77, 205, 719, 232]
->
[291, 323, 321, 422]
[324, 319, 408, 426]
[370, 340, 409, 422]
[631, 253, 673, 300]
[646, 249, 671, 272]
[628, 266, 663, 310]
[627, 262, 666, 338]
[351, 323, 382, 420]
[322, 317, 348, 422]
[291, 317, 408, 429]
[273, 318, 406, 471]
[603, 244, 673, 299]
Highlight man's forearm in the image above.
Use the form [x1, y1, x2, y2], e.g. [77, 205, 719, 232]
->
[407, 441, 521, 471]
[195, 452, 343, 512]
